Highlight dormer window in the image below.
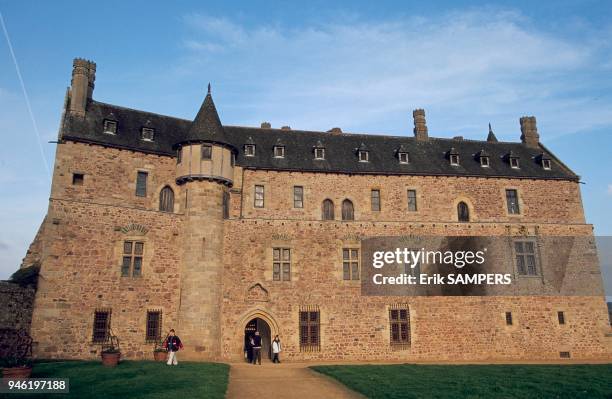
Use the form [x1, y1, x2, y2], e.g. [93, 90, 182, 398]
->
[450, 154, 459, 166]
[398, 152, 409, 164]
[358, 150, 369, 162]
[103, 119, 117, 135]
[141, 127, 155, 141]
[538, 153, 552, 170]
[480, 156, 490, 167]
[244, 144, 256, 157]
[314, 148, 325, 160]
[542, 159, 551, 170]
[201, 144, 212, 160]
[510, 157, 520, 169]
[274, 146, 285, 158]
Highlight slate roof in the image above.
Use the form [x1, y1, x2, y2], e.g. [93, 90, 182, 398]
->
[60, 99, 579, 181]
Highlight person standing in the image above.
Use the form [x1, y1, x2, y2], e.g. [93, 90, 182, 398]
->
[272, 335, 282, 364]
[251, 331, 262, 365]
[164, 329, 183, 366]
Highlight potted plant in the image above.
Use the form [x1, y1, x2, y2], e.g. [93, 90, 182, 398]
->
[153, 337, 168, 362]
[100, 332, 121, 367]
[1, 357, 33, 379]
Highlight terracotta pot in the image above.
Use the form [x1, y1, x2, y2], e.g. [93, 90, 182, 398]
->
[2, 366, 33, 379]
[101, 352, 120, 367]
[153, 351, 167, 362]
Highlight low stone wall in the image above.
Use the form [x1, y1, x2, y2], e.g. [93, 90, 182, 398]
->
[0, 281, 35, 331]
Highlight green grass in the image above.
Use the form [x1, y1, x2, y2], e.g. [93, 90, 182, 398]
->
[311, 364, 612, 399]
[4, 360, 229, 399]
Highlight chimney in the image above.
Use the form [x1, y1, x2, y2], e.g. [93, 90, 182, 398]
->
[69, 58, 96, 117]
[519, 116, 540, 148]
[260, 122, 271, 128]
[327, 127, 342, 135]
[281, 126, 291, 130]
[413, 109, 428, 141]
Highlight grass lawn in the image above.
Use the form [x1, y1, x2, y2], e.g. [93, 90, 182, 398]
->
[311, 364, 612, 399]
[8, 360, 229, 399]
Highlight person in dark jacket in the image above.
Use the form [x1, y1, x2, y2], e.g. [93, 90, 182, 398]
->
[251, 331, 262, 365]
[164, 329, 183, 366]
[244, 334, 253, 363]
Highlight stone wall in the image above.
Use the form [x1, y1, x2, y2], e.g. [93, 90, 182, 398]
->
[0, 281, 35, 331]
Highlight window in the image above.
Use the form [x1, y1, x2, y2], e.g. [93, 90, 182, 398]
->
[146, 310, 162, 342]
[314, 148, 325, 160]
[231, 152, 236, 166]
[557, 311, 566, 325]
[223, 191, 230, 219]
[322, 199, 334, 220]
[141, 127, 155, 141]
[371, 189, 381, 211]
[398, 152, 409, 164]
[341, 199, 354, 221]
[103, 120, 117, 134]
[505, 189, 520, 214]
[159, 186, 174, 212]
[201, 144, 212, 160]
[457, 201, 469, 222]
[403, 252, 421, 276]
[244, 144, 255, 156]
[136, 171, 148, 197]
[72, 173, 84, 185]
[254, 185, 264, 208]
[274, 146, 285, 158]
[407, 190, 417, 212]
[273, 248, 291, 281]
[389, 306, 410, 346]
[542, 159, 551, 170]
[342, 248, 359, 280]
[450, 154, 460, 166]
[514, 240, 538, 276]
[92, 310, 111, 343]
[358, 151, 369, 162]
[505, 311, 513, 325]
[480, 156, 490, 167]
[177, 148, 182, 164]
[122, 241, 144, 277]
[293, 186, 304, 208]
[510, 157, 520, 169]
[299, 307, 320, 351]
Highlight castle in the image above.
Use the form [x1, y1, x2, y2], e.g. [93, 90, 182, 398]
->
[22, 58, 611, 362]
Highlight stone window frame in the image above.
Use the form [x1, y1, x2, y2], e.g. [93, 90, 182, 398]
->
[452, 197, 475, 223]
[92, 308, 112, 343]
[388, 304, 411, 349]
[114, 227, 152, 280]
[254, 184, 265, 208]
[298, 305, 321, 352]
[371, 189, 381, 212]
[511, 237, 541, 278]
[321, 199, 335, 220]
[552, 308, 569, 328]
[265, 240, 300, 282]
[335, 238, 361, 283]
[135, 170, 149, 198]
[341, 198, 355, 221]
[272, 247, 292, 281]
[145, 309, 163, 343]
[293, 186, 304, 209]
[502, 309, 519, 331]
[504, 187, 523, 217]
[158, 185, 175, 213]
[406, 188, 418, 213]
[201, 144, 213, 160]
[342, 247, 360, 281]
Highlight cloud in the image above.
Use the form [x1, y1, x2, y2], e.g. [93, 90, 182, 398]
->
[177, 9, 612, 140]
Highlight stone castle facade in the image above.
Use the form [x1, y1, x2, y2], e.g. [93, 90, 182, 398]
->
[22, 58, 611, 362]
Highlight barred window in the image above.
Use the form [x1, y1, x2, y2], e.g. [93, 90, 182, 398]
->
[92, 309, 111, 343]
[146, 310, 162, 342]
[342, 249, 359, 280]
[293, 186, 304, 208]
[407, 190, 417, 212]
[341, 199, 354, 221]
[514, 240, 538, 276]
[254, 185, 264, 208]
[201, 144, 212, 160]
[322, 199, 334, 220]
[299, 307, 320, 351]
[159, 186, 174, 213]
[273, 248, 291, 281]
[371, 189, 381, 211]
[389, 305, 410, 346]
[506, 189, 520, 214]
[136, 171, 148, 197]
[122, 241, 144, 277]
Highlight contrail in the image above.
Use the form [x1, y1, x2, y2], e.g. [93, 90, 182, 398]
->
[0, 10, 51, 179]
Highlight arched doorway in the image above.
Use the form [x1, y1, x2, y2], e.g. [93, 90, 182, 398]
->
[244, 317, 271, 363]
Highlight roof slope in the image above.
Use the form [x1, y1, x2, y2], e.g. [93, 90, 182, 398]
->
[60, 100, 579, 180]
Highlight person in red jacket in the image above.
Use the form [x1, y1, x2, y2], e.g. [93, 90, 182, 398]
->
[164, 329, 183, 366]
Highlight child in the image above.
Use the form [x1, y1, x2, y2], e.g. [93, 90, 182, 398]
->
[164, 329, 183, 366]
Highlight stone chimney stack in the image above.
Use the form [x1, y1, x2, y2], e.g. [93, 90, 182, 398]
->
[413, 109, 428, 141]
[519, 116, 540, 148]
[260, 122, 271, 128]
[69, 58, 96, 117]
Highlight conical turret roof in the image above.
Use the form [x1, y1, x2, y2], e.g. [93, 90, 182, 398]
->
[178, 86, 233, 148]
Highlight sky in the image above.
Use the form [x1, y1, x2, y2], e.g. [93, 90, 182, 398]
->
[0, 1, 611, 293]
